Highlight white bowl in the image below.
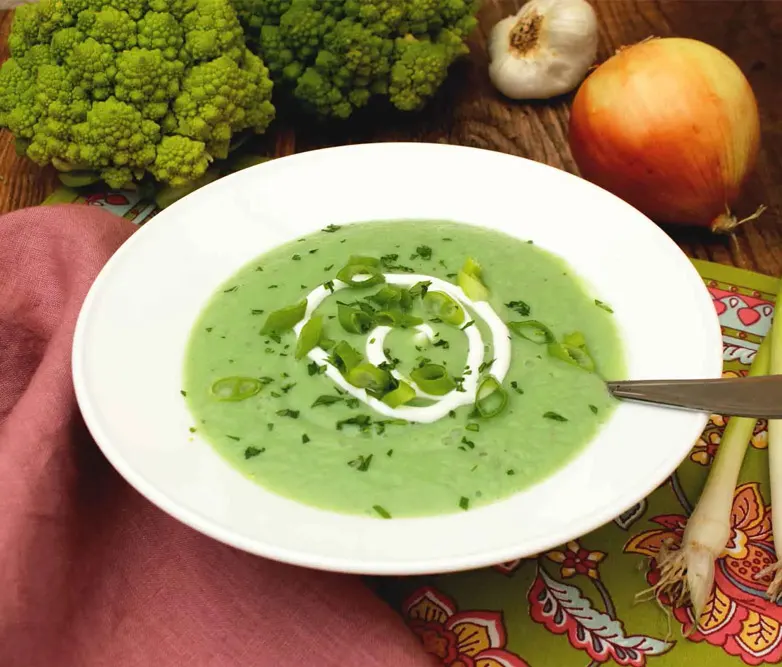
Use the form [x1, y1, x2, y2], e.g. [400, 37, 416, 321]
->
[73, 143, 722, 575]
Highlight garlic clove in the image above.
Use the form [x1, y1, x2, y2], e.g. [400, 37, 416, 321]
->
[488, 0, 599, 101]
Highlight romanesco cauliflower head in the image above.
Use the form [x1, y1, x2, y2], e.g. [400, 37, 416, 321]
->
[0, 0, 276, 189]
[236, 0, 480, 119]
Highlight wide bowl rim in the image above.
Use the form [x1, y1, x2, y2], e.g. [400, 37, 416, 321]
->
[72, 141, 723, 575]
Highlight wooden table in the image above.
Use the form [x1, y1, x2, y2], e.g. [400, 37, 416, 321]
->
[1, 1, 780, 274]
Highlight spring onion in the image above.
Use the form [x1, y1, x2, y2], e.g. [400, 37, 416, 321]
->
[261, 300, 307, 334]
[509, 320, 556, 344]
[457, 257, 489, 302]
[330, 341, 363, 373]
[338, 303, 374, 334]
[765, 289, 782, 601]
[424, 291, 465, 326]
[210, 377, 263, 402]
[376, 310, 424, 328]
[647, 336, 770, 618]
[346, 363, 394, 394]
[474, 375, 508, 418]
[336, 256, 385, 288]
[382, 381, 417, 408]
[548, 331, 596, 372]
[410, 364, 457, 396]
[295, 316, 322, 360]
[369, 285, 405, 307]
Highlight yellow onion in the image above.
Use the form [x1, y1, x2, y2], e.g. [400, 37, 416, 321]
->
[568, 37, 762, 232]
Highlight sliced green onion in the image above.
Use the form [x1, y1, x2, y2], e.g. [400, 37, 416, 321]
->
[509, 320, 555, 344]
[345, 255, 381, 268]
[369, 285, 404, 307]
[261, 300, 307, 334]
[337, 303, 374, 334]
[375, 310, 424, 328]
[563, 331, 586, 348]
[330, 341, 363, 373]
[382, 381, 416, 407]
[337, 257, 386, 287]
[295, 316, 322, 360]
[410, 364, 456, 396]
[423, 291, 465, 326]
[548, 342, 595, 372]
[474, 375, 508, 418]
[319, 335, 336, 351]
[346, 363, 393, 393]
[211, 377, 263, 402]
[409, 281, 432, 299]
[458, 257, 489, 302]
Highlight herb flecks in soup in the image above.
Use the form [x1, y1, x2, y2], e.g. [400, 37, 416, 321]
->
[183, 221, 626, 518]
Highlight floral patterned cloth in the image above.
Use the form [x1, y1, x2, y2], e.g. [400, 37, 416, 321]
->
[46, 186, 782, 667]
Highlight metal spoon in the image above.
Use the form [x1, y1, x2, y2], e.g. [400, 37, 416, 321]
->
[607, 375, 782, 419]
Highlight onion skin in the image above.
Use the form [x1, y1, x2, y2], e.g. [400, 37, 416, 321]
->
[568, 37, 760, 232]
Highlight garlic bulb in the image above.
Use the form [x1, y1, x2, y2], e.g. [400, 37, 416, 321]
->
[488, 0, 599, 100]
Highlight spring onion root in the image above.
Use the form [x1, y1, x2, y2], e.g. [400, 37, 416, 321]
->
[760, 281, 782, 600]
[650, 337, 770, 621]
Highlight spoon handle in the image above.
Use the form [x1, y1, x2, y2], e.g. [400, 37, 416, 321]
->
[606, 375, 782, 419]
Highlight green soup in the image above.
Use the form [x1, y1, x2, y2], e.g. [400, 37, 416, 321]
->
[183, 220, 626, 518]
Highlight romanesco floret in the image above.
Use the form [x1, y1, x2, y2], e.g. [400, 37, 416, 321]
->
[0, 0, 275, 189]
[236, 0, 480, 118]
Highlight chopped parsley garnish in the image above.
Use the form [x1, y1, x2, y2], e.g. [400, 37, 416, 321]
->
[544, 411, 568, 422]
[595, 299, 614, 313]
[510, 381, 524, 394]
[255, 266, 264, 272]
[414, 245, 432, 260]
[308, 362, 327, 376]
[270, 391, 282, 398]
[461, 437, 475, 450]
[291, 254, 301, 261]
[309, 249, 318, 254]
[281, 383, 296, 394]
[459, 496, 470, 511]
[323, 224, 342, 233]
[442, 237, 452, 241]
[302, 434, 310, 444]
[448, 410, 456, 419]
[251, 309, 264, 315]
[189, 427, 196, 433]
[348, 454, 373, 471]
[259, 377, 274, 385]
[461, 320, 475, 331]
[323, 280, 335, 293]
[589, 404, 599, 414]
[466, 423, 480, 432]
[269, 332, 282, 344]
[312, 395, 343, 408]
[386, 449, 394, 457]
[337, 415, 372, 432]
[180, 390, 187, 397]
[268, 284, 278, 289]
[373, 505, 391, 519]
[223, 285, 238, 293]
[226, 435, 241, 441]
[433, 339, 450, 349]
[276, 409, 300, 419]
[324, 264, 334, 271]
[346, 398, 360, 409]
[205, 327, 213, 332]
[506, 300, 531, 316]
[507, 469, 516, 476]
[267, 423, 274, 431]
[478, 358, 495, 373]
[244, 446, 265, 459]
[380, 253, 398, 265]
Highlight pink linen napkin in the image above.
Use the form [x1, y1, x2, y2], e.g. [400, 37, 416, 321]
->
[0, 205, 432, 667]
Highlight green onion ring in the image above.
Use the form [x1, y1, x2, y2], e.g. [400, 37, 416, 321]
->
[410, 364, 456, 396]
[261, 299, 307, 334]
[210, 377, 263, 402]
[509, 320, 555, 344]
[474, 375, 508, 418]
[295, 315, 322, 360]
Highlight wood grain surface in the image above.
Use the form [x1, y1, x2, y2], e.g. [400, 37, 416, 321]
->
[1, 1, 780, 275]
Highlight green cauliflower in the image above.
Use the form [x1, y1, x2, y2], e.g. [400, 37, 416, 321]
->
[0, 0, 276, 189]
[236, 0, 480, 119]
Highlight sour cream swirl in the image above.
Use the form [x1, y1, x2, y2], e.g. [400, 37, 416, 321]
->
[293, 274, 511, 423]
